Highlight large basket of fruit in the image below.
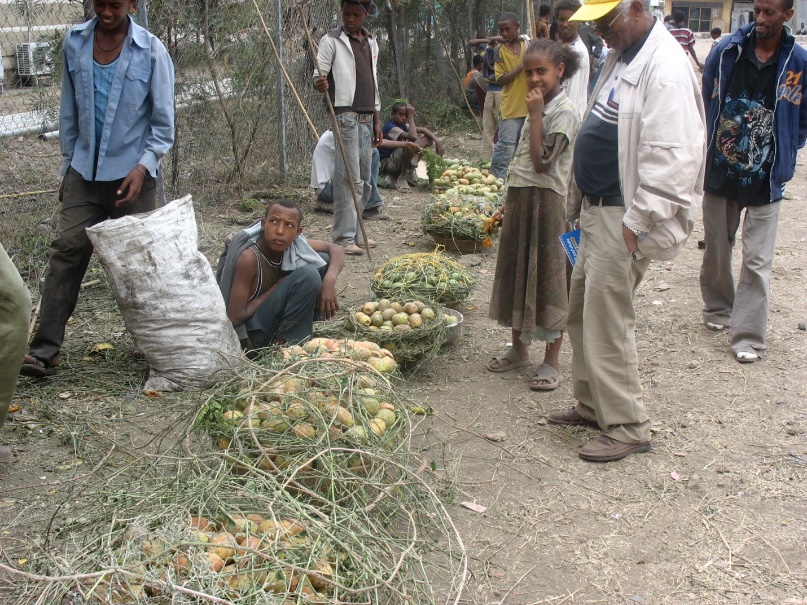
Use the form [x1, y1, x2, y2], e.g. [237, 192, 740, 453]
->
[426, 156, 505, 198]
[422, 194, 500, 253]
[345, 299, 448, 367]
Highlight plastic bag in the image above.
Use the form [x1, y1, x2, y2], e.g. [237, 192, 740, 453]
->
[86, 195, 241, 392]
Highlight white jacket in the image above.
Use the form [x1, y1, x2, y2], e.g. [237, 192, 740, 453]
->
[315, 27, 381, 112]
[569, 20, 706, 260]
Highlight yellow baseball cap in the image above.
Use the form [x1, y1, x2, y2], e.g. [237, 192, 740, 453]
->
[569, 0, 621, 21]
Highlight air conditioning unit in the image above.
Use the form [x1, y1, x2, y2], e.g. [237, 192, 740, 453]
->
[16, 42, 53, 77]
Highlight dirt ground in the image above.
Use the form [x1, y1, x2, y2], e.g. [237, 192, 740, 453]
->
[1, 111, 806, 604]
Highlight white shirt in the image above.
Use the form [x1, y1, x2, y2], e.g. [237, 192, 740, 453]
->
[310, 130, 335, 190]
[563, 36, 591, 120]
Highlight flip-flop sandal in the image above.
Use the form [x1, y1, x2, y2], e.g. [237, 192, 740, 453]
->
[486, 348, 534, 373]
[20, 354, 58, 377]
[529, 363, 562, 391]
[735, 351, 760, 363]
[395, 184, 413, 193]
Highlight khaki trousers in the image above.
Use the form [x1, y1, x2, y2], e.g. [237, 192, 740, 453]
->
[0, 243, 31, 430]
[480, 90, 501, 162]
[567, 204, 652, 443]
[699, 193, 781, 355]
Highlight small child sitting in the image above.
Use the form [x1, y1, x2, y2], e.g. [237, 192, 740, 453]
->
[379, 102, 444, 192]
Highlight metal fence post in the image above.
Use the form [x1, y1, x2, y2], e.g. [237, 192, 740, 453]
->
[274, 0, 288, 180]
[136, 0, 168, 206]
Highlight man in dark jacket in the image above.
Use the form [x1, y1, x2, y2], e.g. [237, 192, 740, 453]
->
[700, 0, 807, 363]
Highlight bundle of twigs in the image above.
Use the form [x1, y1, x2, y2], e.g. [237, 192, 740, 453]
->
[370, 252, 475, 307]
[2, 354, 467, 605]
[2, 454, 466, 605]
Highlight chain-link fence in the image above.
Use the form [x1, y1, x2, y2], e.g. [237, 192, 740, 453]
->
[1, 0, 533, 202]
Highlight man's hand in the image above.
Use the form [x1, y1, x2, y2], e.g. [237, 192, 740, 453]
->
[492, 204, 505, 223]
[59, 175, 66, 204]
[621, 224, 638, 255]
[405, 141, 422, 154]
[115, 166, 147, 207]
[434, 139, 445, 156]
[406, 103, 415, 117]
[317, 274, 339, 319]
[313, 75, 329, 93]
[526, 87, 545, 117]
[372, 120, 382, 147]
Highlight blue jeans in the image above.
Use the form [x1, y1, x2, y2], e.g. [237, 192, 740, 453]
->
[332, 114, 372, 245]
[368, 147, 382, 209]
[318, 147, 381, 210]
[490, 116, 526, 179]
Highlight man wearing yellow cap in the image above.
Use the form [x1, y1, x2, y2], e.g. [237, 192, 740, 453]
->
[546, 0, 706, 461]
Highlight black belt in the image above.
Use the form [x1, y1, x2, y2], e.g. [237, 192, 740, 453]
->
[585, 194, 624, 207]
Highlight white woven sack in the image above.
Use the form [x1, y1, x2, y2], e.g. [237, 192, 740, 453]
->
[86, 195, 241, 392]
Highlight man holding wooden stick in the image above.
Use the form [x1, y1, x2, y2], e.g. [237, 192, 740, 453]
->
[313, 0, 381, 256]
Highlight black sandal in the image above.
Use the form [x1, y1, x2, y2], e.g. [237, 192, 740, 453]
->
[20, 354, 58, 377]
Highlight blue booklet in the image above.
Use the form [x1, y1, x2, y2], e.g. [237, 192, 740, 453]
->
[560, 229, 580, 266]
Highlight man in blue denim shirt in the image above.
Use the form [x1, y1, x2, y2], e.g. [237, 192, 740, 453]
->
[313, 0, 382, 256]
[21, 0, 174, 377]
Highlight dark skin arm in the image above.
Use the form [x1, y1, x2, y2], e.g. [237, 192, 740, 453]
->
[689, 48, 704, 71]
[115, 164, 148, 207]
[227, 249, 286, 327]
[399, 104, 419, 142]
[307, 238, 345, 319]
[525, 87, 545, 174]
[380, 139, 422, 154]
[496, 63, 523, 87]
[415, 126, 444, 155]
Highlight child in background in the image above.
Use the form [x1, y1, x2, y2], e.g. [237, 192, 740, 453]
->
[710, 27, 722, 50]
[486, 39, 581, 392]
[379, 102, 443, 192]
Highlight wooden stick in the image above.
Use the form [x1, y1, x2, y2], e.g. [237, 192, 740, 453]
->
[427, 1, 482, 134]
[250, 0, 319, 143]
[0, 189, 58, 200]
[296, 0, 372, 260]
[28, 298, 41, 339]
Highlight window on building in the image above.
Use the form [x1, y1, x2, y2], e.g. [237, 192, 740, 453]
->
[672, 3, 721, 32]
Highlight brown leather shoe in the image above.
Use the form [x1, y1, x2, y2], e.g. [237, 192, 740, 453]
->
[578, 435, 651, 462]
[545, 407, 599, 428]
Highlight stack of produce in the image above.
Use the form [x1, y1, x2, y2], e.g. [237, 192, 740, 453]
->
[422, 193, 500, 252]
[371, 251, 475, 307]
[205, 355, 409, 493]
[344, 298, 454, 366]
[431, 162, 504, 199]
[279, 337, 399, 373]
[33, 457, 467, 605]
[9, 341, 467, 605]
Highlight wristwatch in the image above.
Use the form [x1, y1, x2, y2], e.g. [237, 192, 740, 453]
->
[623, 222, 647, 240]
